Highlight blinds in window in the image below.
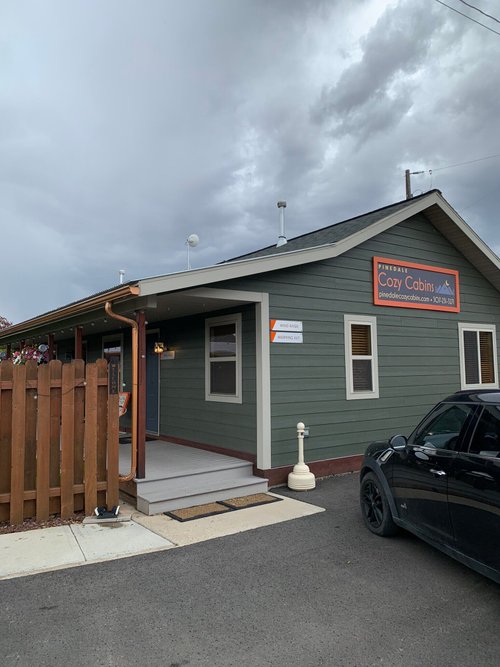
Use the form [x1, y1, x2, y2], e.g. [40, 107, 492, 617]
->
[351, 324, 372, 391]
[463, 329, 495, 385]
[479, 331, 494, 384]
[463, 330, 479, 384]
[351, 324, 371, 356]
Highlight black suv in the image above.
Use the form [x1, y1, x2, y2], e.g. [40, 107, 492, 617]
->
[360, 390, 500, 584]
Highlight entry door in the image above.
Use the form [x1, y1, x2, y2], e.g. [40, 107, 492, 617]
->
[391, 402, 477, 542]
[146, 333, 160, 434]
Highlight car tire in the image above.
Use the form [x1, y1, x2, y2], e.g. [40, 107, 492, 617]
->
[360, 472, 398, 537]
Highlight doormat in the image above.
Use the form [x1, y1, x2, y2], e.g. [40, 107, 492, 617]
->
[219, 493, 281, 510]
[164, 502, 232, 522]
[164, 494, 282, 522]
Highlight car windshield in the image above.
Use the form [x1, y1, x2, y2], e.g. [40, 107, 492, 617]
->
[411, 403, 476, 450]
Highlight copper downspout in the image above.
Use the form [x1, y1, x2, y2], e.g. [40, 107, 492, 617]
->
[105, 302, 138, 482]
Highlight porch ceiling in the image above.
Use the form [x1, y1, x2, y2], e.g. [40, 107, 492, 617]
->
[0, 291, 251, 345]
[143, 291, 250, 324]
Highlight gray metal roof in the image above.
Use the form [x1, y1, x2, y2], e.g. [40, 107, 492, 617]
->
[223, 191, 439, 262]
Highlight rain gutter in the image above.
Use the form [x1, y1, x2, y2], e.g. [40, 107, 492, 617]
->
[0, 285, 140, 340]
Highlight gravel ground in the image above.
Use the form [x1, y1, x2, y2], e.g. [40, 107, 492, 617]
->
[0, 512, 85, 535]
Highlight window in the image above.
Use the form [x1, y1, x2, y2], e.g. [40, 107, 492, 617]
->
[458, 323, 498, 389]
[468, 406, 500, 457]
[102, 334, 124, 388]
[344, 314, 379, 400]
[410, 403, 476, 450]
[205, 314, 242, 403]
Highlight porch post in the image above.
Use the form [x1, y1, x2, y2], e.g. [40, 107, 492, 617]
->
[256, 294, 272, 470]
[74, 326, 83, 360]
[136, 310, 147, 478]
[6, 343, 11, 359]
[47, 334, 55, 361]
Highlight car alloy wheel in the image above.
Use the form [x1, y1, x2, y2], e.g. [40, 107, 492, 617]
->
[360, 472, 397, 536]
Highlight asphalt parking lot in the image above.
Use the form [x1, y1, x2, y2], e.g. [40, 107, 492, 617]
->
[1, 473, 499, 667]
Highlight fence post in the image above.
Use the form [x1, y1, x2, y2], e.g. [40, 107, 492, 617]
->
[10, 364, 27, 524]
[60, 362, 76, 519]
[84, 362, 98, 515]
[0, 362, 13, 522]
[36, 363, 51, 521]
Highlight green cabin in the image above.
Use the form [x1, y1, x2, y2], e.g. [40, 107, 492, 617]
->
[2, 190, 499, 512]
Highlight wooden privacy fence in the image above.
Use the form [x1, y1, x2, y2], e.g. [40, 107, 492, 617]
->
[0, 359, 119, 525]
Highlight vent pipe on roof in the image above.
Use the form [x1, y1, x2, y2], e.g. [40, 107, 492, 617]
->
[276, 201, 287, 247]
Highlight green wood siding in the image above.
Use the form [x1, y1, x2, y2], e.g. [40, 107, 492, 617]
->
[217, 214, 500, 467]
[158, 306, 257, 454]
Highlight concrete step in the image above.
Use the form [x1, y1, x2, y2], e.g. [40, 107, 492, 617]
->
[137, 476, 269, 515]
[135, 461, 255, 496]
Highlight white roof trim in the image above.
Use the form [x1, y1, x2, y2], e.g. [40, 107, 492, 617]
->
[432, 192, 500, 268]
[139, 191, 500, 297]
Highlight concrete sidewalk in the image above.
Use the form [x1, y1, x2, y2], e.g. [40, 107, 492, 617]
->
[0, 492, 324, 580]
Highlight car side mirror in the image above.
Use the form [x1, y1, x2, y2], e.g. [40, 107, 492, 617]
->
[389, 434, 407, 450]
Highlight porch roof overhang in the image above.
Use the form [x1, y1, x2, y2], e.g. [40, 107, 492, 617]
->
[0, 284, 140, 345]
[1, 191, 499, 345]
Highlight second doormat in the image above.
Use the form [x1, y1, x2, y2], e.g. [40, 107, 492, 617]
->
[164, 493, 282, 522]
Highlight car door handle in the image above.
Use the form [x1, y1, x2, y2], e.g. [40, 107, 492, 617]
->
[430, 469, 446, 476]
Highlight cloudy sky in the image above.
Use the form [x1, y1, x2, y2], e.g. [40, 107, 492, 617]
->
[1, 0, 499, 322]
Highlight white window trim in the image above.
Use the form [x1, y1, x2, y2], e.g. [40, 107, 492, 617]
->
[344, 314, 379, 400]
[458, 322, 498, 390]
[205, 313, 242, 404]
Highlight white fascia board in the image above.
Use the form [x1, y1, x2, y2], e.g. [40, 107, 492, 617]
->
[327, 191, 444, 256]
[138, 244, 340, 296]
[432, 192, 500, 269]
[138, 192, 500, 297]
[186, 287, 269, 303]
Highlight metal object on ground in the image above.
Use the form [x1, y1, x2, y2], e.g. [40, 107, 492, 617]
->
[288, 422, 316, 490]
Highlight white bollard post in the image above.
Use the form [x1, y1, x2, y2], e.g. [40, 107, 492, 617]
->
[288, 422, 316, 491]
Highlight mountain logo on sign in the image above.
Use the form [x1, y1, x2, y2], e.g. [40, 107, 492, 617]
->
[436, 280, 454, 296]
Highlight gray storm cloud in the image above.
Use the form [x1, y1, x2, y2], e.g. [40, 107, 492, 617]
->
[1, 0, 499, 322]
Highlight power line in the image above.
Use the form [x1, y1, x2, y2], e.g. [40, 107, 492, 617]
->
[434, 0, 500, 36]
[431, 154, 500, 172]
[405, 154, 500, 198]
[457, 0, 500, 25]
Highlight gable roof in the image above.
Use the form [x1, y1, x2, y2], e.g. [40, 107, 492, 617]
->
[1, 190, 499, 341]
[224, 192, 432, 262]
[137, 189, 500, 296]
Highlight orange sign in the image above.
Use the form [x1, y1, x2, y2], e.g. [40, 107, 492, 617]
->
[373, 257, 460, 312]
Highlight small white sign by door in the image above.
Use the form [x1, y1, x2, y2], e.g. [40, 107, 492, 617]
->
[270, 331, 303, 343]
[270, 319, 303, 332]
